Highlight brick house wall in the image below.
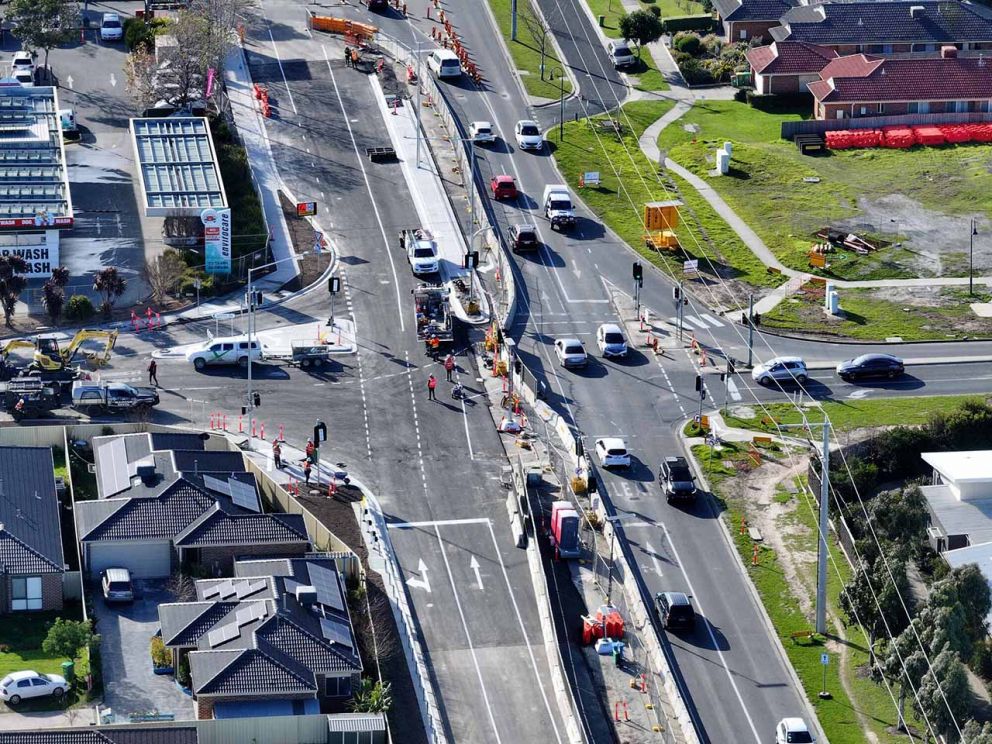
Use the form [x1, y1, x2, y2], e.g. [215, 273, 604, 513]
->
[194, 542, 308, 576]
[0, 573, 63, 614]
[726, 20, 776, 43]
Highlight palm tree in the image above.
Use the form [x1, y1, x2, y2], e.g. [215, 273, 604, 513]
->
[0, 255, 28, 326]
[50, 265, 69, 288]
[93, 267, 127, 318]
[42, 279, 64, 326]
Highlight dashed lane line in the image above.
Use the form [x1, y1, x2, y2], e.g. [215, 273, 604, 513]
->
[404, 350, 429, 495]
[342, 271, 372, 459]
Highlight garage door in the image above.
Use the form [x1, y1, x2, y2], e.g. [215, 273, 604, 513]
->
[88, 541, 172, 578]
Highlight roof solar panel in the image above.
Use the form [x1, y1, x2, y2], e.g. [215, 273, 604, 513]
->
[308, 563, 344, 613]
[207, 622, 240, 648]
[235, 603, 265, 627]
[202, 474, 230, 497]
[319, 617, 353, 651]
[99, 437, 130, 497]
[228, 477, 260, 513]
[234, 579, 267, 599]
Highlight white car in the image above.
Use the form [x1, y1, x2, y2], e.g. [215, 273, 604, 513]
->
[775, 717, 815, 744]
[596, 323, 628, 358]
[0, 671, 67, 705]
[186, 336, 263, 371]
[12, 69, 33, 87]
[407, 235, 439, 275]
[515, 120, 543, 150]
[751, 356, 808, 386]
[554, 338, 587, 368]
[595, 437, 631, 469]
[469, 121, 496, 144]
[100, 13, 123, 42]
[11, 51, 33, 75]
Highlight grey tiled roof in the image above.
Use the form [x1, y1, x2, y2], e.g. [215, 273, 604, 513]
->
[104, 729, 197, 744]
[159, 600, 239, 646]
[190, 648, 317, 696]
[0, 729, 196, 744]
[80, 480, 213, 542]
[714, 0, 794, 23]
[0, 446, 63, 574]
[256, 614, 361, 673]
[174, 505, 308, 547]
[0, 734, 112, 744]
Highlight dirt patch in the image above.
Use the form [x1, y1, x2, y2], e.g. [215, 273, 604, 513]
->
[279, 191, 332, 291]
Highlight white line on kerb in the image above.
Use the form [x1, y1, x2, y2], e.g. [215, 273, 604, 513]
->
[660, 522, 762, 744]
[391, 517, 492, 529]
[433, 524, 502, 743]
[323, 44, 405, 333]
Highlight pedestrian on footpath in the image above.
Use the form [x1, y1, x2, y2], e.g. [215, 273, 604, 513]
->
[272, 440, 283, 470]
[427, 374, 437, 401]
[147, 358, 158, 386]
[303, 458, 312, 485]
[444, 353, 455, 382]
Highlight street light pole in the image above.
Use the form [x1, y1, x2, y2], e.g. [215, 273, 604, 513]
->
[970, 218, 978, 296]
[747, 293, 755, 368]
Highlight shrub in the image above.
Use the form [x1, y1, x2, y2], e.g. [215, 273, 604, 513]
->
[648, 5, 661, 16]
[64, 294, 95, 321]
[701, 33, 722, 56]
[734, 86, 750, 102]
[150, 636, 171, 668]
[123, 17, 168, 51]
[662, 14, 716, 33]
[673, 31, 702, 56]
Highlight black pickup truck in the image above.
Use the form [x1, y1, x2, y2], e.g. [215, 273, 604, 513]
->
[71, 382, 160, 412]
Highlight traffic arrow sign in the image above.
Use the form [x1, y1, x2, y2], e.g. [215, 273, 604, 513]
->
[470, 555, 484, 590]
[406, 559, 431, 593]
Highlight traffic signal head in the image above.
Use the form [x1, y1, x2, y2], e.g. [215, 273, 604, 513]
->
[695, 374, 702, 392]
[632, 262, 643, 281]
[673, 286, 681, 301]
[328, 276, 341, 294]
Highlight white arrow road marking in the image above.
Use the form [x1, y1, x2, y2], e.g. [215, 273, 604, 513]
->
[847, 389, 870, 399]
[109, 73, 117, 87]
[405, 558, 431, 593]
[646, 542, 663, 576]
[470, 555, 484, 590]
[728, 377, 742, 402]
[66, 75, 74, 89]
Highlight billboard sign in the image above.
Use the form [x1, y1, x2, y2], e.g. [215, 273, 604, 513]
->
[202, 207, 232, 274]
[0, 244, 59, 278]
[296, 201, 317, 217]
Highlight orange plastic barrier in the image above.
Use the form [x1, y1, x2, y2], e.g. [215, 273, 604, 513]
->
[307, 13, 378, 40]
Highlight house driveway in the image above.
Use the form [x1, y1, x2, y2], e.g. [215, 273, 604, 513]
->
[92, 582, 195, 722]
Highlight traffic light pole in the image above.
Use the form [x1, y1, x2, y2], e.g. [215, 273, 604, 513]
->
[747, 293, 755, 368]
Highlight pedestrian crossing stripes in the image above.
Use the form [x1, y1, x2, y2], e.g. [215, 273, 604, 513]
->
[667, 314, 725, 330]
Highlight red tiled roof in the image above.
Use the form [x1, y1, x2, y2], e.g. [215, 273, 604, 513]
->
[746, 41, 838, 75]
[812, 55, 992, 103]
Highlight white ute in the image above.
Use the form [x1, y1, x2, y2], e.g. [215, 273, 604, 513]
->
[402, 228, 440, 275]
[542, 184, 576, 230]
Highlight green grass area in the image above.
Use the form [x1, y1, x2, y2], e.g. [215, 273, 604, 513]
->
[549, 100, 782, 289]
[658, 100, 992, 280]
[485, 0, 573, 99]
[52, 447, 66, 481]
[586, 0, 704, 38]
[763, 285, 992, 341]
[628, 52, 669, 93]
[724, 396, 986, 434]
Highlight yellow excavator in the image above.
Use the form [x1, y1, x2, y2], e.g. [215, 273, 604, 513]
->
[0, 329, 118, 373]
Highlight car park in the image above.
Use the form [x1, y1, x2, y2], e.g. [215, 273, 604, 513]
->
[607, 40, 636, 68]
[510, 223, 539, 252]
[656, 591, 695, 631]
[427, 49, 462, 78]
[469, 121, 496, 144]
[186, 336, 263, 370]
[554, 338, 588, 368]
[491, 175, 518, 200]
[836, 353, 904, 381]
[514, 120, 543, 150]
[100, 13, 123, 42]
[752, 356, 808, 386]
[595, 437, 631, 468]
[596, 323, 628, 358]
[0, 671, 67, 704]
[101, 567, 134, 603]
[11, 51, 33, 75]
[775, 717, 815, 743]
[660, 456, 696, 502]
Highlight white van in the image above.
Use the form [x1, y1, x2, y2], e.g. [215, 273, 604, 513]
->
[427, 49, 462, 79]
[186, 335, 263, 371]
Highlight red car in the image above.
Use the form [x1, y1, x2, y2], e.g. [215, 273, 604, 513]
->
[490, 175, 518, 200]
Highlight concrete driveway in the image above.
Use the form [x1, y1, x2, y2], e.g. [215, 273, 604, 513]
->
[92, 582, 194, 722]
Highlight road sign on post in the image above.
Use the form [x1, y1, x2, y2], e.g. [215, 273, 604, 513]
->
[683, 259, 699, 277]
[297, 201, 317, 217]
[464, 251, 479, 269]
[819, 652, 831, 699]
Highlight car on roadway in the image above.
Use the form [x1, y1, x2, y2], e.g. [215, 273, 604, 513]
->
[595, 437, 631, 468]
[515, 120, 544, 150]
[554, 338, 587, 368]
[752, 356, 808, 386]
[362, 0, 388, 10]
[469, 121, 496, 144]
[490, 175, 518, 200]
[406, 233, 439, 275]
[775, 717, 815, 744]
[596, 323, 628, 358]
[656, 591, 695, 631]
[510, 223, 539, 253]
[836, 353, 904, 381]
[101, 567, 134, 603]
[427, 49, 462, 79]
[10, 51, 33, 75]
[0, 671, 68, 705]
[100, 12, 123, 42]
[186, 335, 263, 371]
[12, 69, 33, 87]
[660, 456, 696, 502]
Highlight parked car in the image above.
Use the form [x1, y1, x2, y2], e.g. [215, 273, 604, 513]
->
[101, 567, 134, 603]
[554, 338, 587, 368]
[510, 223, 539, 252]
[469, 121, 496, 144]
[100, 12, 123, 42]
[836, 353, 904, 381]
[775, 717, 815, 744]
[596, 323, 628, 358]
[12, 68, 33, 87]
[10, 51, 33, 75]
[656, 591, 695, 631]
[595, 437, 631, 469]
[490, 174, 518, 200]
[427, 49, 462, 79]
[660, 456, 696, 502]
[186, 336, 263, 371]
[607, 40, 636, 68]
[0, 671, 67, 705]
[751, 356, 808, 386]
[515, 120, 543, 150]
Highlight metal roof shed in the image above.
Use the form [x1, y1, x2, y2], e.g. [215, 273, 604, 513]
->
[130, 116, 228, 217]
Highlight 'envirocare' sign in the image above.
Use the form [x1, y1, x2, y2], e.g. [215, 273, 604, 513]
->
[202, 207, 232, 274]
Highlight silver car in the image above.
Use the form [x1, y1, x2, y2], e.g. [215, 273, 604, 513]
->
[596, 323, 628, 358]
[554, 338, 588, 368]
[751, 356, 808, 386]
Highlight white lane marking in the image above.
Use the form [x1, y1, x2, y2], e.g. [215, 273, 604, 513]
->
[109, 73, 117, 87]
[683, 315, 710, 330]
[403, 350, 428, 494]
[701, 313, 725, 327]
[470, 555, 484, 590]
[324, 45, 405, 332]
[457, 368, 475, 460]
[661, 522, 762, 744]
[392, 517, 492, 529]
[268, 28, 298, 115]
[645, 541, 663, 576]
[728, 376, 742, 402]
[434, 524, 503, 742]
[485, 520, 564, 744]
[342, 272, 372, 459]
[406, 558, 431, 592]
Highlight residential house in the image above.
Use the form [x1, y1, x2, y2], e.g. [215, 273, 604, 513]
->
[76, 433, 310, 578]
[807, 49, 992, 119]
[713, 0, 795, 43]
[770, 0, 992, 55]
[158, 555, 362, 720]
[746, 40, 838, 94]
[0, 446, 65, 614]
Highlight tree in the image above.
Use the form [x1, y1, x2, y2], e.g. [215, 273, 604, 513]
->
[349, 679, 392, 713]
[840, 546, 912, 661]
[946, 563, 992, 644]
[915, 648, 970, 743]
[618, 10, 664, 58]
[883, 621, 930, 731]
[50, 265, 69, 289]
[189, 0, 259, 53]
[0, 255, 28, 327]
[42, 618, 93, 663]
[42, 279, 65, 326]
[519, 5, 552, 80]
[124, 44, 159, 113]
[6, 0, 81, 75]
[93, 267, 126, 317]
[143, 250, 186, 304]
[963, 720, 992, 744]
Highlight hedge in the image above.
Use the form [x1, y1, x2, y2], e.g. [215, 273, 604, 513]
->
[662, 14, 716, 33]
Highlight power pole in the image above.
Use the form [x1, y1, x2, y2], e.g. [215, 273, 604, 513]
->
[722, 358, 735, 415]
[632, 261, 643, 315]
[747, 293, 755, 368]
[695, 374, 705, 423]
[511, 0, 518, 40]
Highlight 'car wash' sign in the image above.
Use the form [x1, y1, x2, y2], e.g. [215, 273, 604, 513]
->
[202, 207, 232, 274]
[0, 245, 59, 278]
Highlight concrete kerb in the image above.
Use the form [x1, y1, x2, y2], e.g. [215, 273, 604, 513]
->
[678, 421, 828, 744]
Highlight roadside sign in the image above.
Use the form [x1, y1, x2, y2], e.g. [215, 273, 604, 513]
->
[213, 312, 235, 321]
[579, 171, 601, 187]
[313, 230, 324, 255]
[820, 653, 829, 666]
[683, 259, 699, 276]
[808, 251, 826, 268]
[297, 201, 317, 217]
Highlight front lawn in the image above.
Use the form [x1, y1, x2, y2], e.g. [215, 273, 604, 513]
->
[585, 0, 705, 38]
[485, 0, 573, 100]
